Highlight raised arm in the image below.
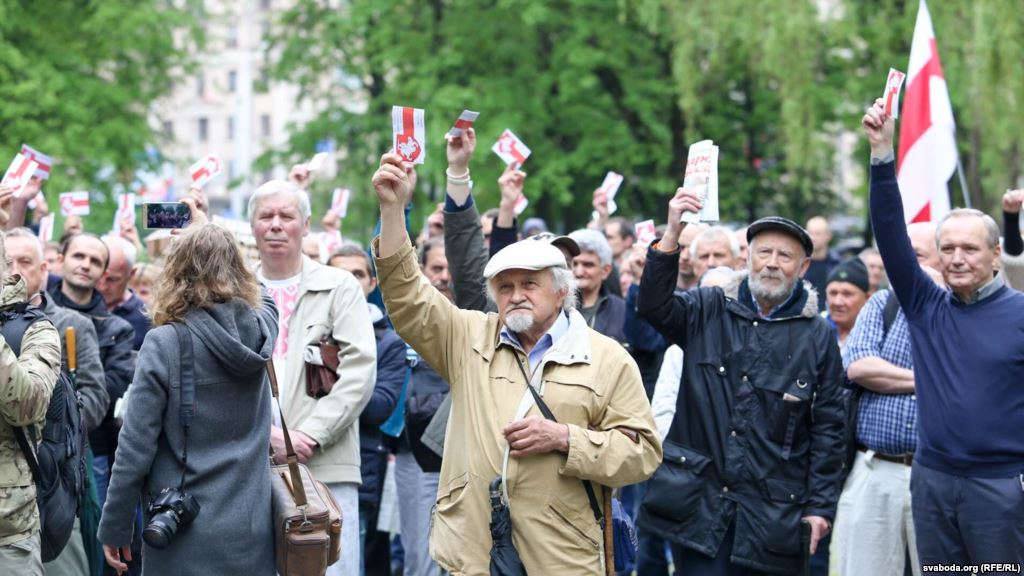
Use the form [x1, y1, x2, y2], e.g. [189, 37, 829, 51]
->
[442, 128, 493, 312]
[863, 98, 942, 319]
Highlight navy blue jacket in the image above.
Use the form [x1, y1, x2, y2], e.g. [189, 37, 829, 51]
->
[358, 310, 407, 506]
[113, 291, 151, 351]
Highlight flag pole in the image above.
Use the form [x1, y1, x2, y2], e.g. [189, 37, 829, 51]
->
[955, 155, 971, 209]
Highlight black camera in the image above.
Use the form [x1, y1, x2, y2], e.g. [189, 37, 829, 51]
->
[143, 488, 200, 549]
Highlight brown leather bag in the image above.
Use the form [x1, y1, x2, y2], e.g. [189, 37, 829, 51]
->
[267, 360, 342, 575]
[305, 336, 340, 398]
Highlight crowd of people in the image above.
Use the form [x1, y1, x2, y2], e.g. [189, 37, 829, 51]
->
[0, 94, 1021, 576]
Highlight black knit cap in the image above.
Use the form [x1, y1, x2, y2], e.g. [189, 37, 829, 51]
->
[747, 216, 814, 257]
[826, 258, 870, 294]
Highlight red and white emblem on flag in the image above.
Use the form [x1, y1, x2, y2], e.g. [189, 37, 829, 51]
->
[513, 193, 529, 216]
[60, 191, 91, 216]
[447, 110, 480, 137]
[635, 219, 657, 247]
[38, 214, 55, 244]
[20, 144, 53, 180]
[2, 154, 39, 198]
[492, 129, 531, 169]
[897, 0, 956, 224]
[331, 188, 351, 218]
[392, 106, 426, 165]
[189, 154, 223, 188]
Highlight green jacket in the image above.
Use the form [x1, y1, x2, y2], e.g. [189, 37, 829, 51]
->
[0, 275, 62, 545]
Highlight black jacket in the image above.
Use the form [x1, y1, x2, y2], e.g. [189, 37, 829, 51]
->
[584, 288, 627, 344]
[358, 306, 407, 506]
[112, 290, 151, 351]
[48, 285, 137, 456]
[636, 245, 845, 576]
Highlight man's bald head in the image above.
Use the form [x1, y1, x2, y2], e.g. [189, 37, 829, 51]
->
[806, 216, 832, 259]
[907, 222, 940, 269]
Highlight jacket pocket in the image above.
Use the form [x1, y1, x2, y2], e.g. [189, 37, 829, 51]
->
[429, 472, 473, 568]
[547, 494, 602, 551]
[760, 477, 807, 557]
[641, 440, 710, 524]
[539, 376, 603, 425]
[753, 375, 813, 455]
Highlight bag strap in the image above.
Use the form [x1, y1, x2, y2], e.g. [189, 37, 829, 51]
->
[881, 289, 901, 340]
[266, 359, 308, 507]
[5, 305, 50, 484]
[512, 353, 604, 526]
[173, 323, 195, 491]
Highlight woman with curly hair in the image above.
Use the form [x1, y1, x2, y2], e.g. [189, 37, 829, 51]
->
[98, 213, 279, 576]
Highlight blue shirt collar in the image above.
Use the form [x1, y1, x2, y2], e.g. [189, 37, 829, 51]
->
[499, 310, 570, 370]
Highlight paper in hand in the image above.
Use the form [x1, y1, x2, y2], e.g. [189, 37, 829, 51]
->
[2, 154, 39, 199]
[447, 110, 480, 138]
[190, 154, 223, 188]
[331, 187, 351, 218]
[883, 68, 906, 119]
[60, 191, 91, 216]
[591, 171, 624, 222]
[513, 193, 529, 216]
[680, 140, 720, 223]
[307, 152, 329, 174]
[392, 106, 426, 165]
[492, 129, 531, 170]
[635, 219, 657, 248]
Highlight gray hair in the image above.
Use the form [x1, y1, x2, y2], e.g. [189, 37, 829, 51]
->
[937, 208, 1000, 249]
[486, 267, 578, 312]
[102, 234, 138, 269]
[247, 180, 312, 223]
[568, 229, 612, 266]
[4, 227, 44, 261]
[690, 225, 741, 260]
[699, 266, 738, 288]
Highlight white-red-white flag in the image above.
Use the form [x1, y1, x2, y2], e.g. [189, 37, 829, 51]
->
[447, 110, 479, 138]
[897, 0, 956, 224]
[60, 191, 91, 216]
[635, 219, 657, 247]
[112, 193, 136, 234]
[392, 106, 426, 165]
[189, 154, 223, 188]
[513, 193, 529, 216]
[492, 130, 531, 169]
[38, 214, 55, 244]
[331, 188, 351, 218]
[20, 145, 52, 180]
[2, 154, 39, 198]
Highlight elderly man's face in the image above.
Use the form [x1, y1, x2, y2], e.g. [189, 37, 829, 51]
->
[572, 251, 610, 296]
[493, 268, 564, 334]
[97, 247, 131, 309]
[826, 281, 868, 331]
[734, 227, 749, 261]
[938, 216, 1000, 296]
[677, 225, 702, 278]
[693, 235, 736, 280]
[253, 192, 309, 262]
[806, 217, 832, 257]
[859, 252, 885, 293]
[748, 231, 810, 304]
[5, 236, 46, 295]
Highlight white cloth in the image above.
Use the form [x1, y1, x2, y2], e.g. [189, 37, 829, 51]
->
[651, 345, 683, 440]
[325, 482, 361, 576]
[830, 450, 921, 576]
[395, 452, 441, 576]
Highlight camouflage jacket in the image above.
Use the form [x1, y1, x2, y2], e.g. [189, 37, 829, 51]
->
[0, 275, 62, 545]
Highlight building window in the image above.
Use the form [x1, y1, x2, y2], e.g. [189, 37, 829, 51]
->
[198, 117, 208, 141]
[162, 121, 174, 138]
[227, 26, 238, 49]
[228, 70, 237, 93]
[228, 160, 238, 180]
[261, 114, 271, 137]
[196, 74, 205, 97]
[227, 117, 235, 140]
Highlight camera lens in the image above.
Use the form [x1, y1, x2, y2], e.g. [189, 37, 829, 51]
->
[143, 512, 178, 550]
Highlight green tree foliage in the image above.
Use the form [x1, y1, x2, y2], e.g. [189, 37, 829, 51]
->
[0, 0, 201, 232]
[267, 0, 1024, 239]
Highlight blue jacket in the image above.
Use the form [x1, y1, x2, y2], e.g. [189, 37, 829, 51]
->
[358, 305, 407, 506]
[112, 290, 151, 351]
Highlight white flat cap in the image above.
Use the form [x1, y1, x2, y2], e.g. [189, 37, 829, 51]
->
[483, 236, 568, 279]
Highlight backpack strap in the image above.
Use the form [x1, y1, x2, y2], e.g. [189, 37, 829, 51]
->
[2, 304, 52, 483]
[881, 289, 901, 340]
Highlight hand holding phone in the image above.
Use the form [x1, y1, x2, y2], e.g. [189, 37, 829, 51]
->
[143, 202, 192, 229]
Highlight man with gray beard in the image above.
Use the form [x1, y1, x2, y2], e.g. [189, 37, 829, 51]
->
[636, 186, 845, 576]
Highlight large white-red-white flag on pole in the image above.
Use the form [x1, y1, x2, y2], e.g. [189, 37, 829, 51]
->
[897, 0, 957, 224]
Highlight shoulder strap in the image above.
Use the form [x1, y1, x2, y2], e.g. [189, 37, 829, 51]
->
[513, 354, 604, 526]
[5, 304, 51, 482]
[267, 359, 308, 507]
[881, 290, 901, 338]
[173, 323, 195, 490]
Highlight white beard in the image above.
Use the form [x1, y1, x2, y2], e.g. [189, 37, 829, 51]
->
[504, 311, 535, 334]
[749, 270, 796, 306]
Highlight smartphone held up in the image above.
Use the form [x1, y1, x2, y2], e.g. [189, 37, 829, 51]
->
[143, 202, 192, 230]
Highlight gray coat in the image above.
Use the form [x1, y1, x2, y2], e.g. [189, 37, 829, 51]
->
[40, 291, 109, 433]
[97, 294, 278, 575]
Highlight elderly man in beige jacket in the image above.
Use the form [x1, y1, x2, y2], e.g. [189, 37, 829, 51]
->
[251, 179, 377, 576]
[371, 153, 662, 576]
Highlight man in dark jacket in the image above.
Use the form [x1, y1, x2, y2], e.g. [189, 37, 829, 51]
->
[47, 233, 136, 512]
[637, 187, 845, 576]
[99, 235, 151, 350]
[328, 244, 406, 576]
